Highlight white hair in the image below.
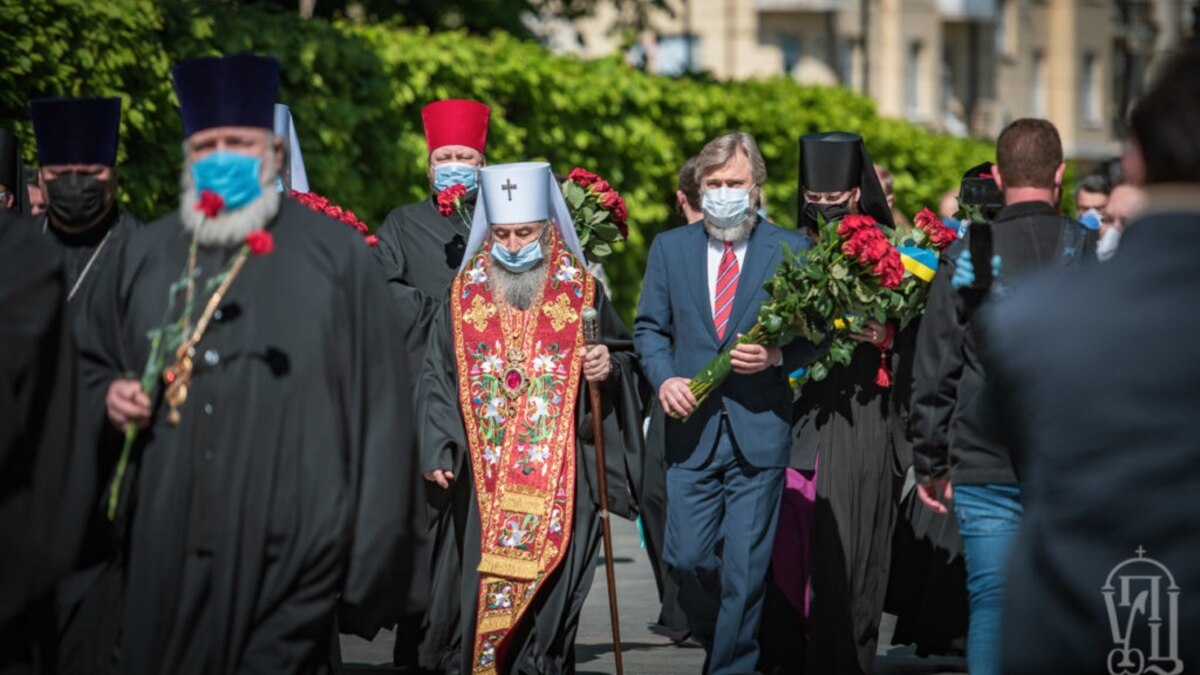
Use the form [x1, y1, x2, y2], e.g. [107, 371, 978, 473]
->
[179, 134, 281, 247]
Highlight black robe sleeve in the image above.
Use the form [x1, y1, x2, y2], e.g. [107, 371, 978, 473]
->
[0, 213, 93, 625]
[372, 208, 444, 361]
[336, 242, 428, 637]
[909, 242, 968, 481]
[574, 290, 647, 520]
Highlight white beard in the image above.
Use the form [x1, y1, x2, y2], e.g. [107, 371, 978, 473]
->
[703, 213, 756, 243]
[179, 159, 281, 248]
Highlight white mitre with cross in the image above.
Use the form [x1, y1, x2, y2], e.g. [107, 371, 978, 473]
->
[461, 161, 587, 270]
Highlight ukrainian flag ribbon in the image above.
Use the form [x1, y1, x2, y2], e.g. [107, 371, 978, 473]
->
[898, 246, 938, 283]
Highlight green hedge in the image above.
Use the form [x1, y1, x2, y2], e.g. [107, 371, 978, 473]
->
[1, 0, 993, 320]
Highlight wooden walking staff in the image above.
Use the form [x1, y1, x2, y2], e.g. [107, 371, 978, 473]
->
[581, 307, 624, 675]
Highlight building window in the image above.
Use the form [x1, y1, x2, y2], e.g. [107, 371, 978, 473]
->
[1031, 51, 1046, 117]
[1082, 51, 1101, 127]
[995, 0, 1007, 56]
[658, 34, 701, 76]
[840, 39, 858, 89]
[782, 35, 802, 75]
[906, 40, 923, 118]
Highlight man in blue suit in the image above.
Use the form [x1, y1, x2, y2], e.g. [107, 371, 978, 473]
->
[634, 132, 821, 674]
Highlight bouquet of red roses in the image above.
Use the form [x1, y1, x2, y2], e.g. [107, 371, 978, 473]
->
[560, 167, 628, 263]
[885, 206, 959, 328]
[291, 190, 378, 247]
[684, 213, 906, 415]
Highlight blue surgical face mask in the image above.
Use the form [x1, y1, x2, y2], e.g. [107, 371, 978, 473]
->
[191, 151, 264, 212]
[1079, 208, 1103, 232]
[491, 239, 543, 273]
[433, 162, 479, 195]
[702, 187, 753, 229]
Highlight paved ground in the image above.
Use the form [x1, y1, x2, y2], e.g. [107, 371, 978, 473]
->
[341, 519, 966, 674]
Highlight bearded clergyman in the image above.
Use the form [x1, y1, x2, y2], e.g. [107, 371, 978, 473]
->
[74, 53, 423, 673]
[418, 161, 645, 674]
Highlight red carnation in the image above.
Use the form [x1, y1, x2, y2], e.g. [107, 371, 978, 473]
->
[837, 213, 877, 238]
[245, 230, 275, 256]
[364, 234, 379, 247]
[195, 189, 225, 218]
[567, 167, 599, 187]
[437, 184, 468, 217]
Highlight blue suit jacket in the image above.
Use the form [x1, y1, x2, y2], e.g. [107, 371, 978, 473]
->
[634, 219, 821, 469]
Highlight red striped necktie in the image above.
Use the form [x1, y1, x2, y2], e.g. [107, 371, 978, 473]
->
[713, 241, 740, 340]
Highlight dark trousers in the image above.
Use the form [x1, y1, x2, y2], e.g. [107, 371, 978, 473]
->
[642, 402, 688, 633]
[665, 417, 784, 675]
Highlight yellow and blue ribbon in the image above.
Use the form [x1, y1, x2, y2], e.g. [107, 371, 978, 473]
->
[898, 246, 938, 283]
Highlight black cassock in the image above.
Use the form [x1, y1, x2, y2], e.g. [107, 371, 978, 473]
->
[40, 207, 142, 306]
[372, 197, 472, 372]
[76, 199, 424, 674]
[790, 342, 899, 675]
[0, 211, 94, 673]
[372, 197, 473, 663]
[417, 287, 644, 675]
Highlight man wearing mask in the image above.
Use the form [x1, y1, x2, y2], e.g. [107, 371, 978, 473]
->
[31, 97, 142, 304]
[372, 98, 489, 669]
[983, 48, 1200, 674]
[789, 131, 897, 675]
[1074, 173, 1111, 232]
[0, 128, 29, 213]
[374, 98, 490, 362]
[76, 53, 422, 673]
[910, 118, 1095, 675]
[635, 132, 822, 675]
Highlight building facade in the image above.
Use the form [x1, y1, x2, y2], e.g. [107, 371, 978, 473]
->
[550, 0, 1197, 160]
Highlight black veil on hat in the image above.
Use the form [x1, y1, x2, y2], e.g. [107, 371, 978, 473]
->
[798, 130, 894, 229]
[0, 128, 29, 214]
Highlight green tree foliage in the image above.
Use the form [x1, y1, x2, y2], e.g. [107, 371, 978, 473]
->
[0, 0, 992, 320]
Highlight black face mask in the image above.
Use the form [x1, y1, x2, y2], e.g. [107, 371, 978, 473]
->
[45, 173, 112, 229]
[803, 200, 851, 225]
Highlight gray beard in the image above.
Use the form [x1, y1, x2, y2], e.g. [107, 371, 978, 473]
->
[491, 258, 547, 311]
[179, 160, 281, 247]
[704, 214, 756, 243]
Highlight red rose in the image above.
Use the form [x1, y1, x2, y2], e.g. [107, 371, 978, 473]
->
[437, 184, 468, 217]
[873, 250, 904, 288]
[613, 195, 629, 236]
[837, 213, 877, 238]
[913, 206, 938, 231]
[195, 190, 225, 218]
[567, 167, 599, 187]
[589, 178, 612, 194]
[364, 234, 379, 247]
[913, 205, 957, 249]
[245, 230, 275, 256]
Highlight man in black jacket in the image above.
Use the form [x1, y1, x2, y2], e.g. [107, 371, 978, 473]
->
[909, 118, 1095, 675]
[982, 48, 1200, 675]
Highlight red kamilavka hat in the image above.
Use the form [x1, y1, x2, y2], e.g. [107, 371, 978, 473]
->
[422, 99, 490, 154]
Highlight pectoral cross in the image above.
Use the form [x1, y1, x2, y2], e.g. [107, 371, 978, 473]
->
[502, 179, 517, 201]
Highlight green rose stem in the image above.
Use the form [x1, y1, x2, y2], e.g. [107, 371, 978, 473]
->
[681, 321, 769, 422]
[106, 285, 183, 521]
[106, 238, 205, 521]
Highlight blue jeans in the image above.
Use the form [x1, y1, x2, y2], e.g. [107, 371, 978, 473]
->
[953, 483, 1023, 675]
